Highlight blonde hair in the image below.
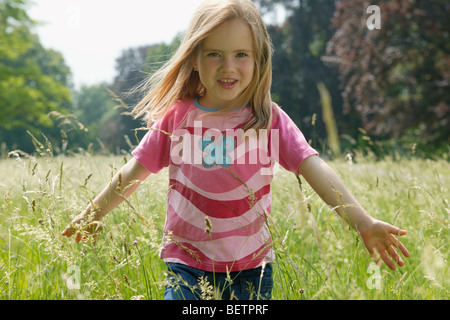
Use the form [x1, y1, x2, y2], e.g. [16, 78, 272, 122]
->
[132, 0, 274, 130]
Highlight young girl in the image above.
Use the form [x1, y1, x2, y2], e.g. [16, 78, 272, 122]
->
[61, 0, 410, 300]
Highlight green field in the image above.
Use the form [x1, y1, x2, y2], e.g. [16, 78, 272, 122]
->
[0, 152, 448, 300]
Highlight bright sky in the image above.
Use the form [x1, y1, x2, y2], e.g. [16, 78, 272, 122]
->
[28, 0, 284, 90]
[28, 0, 206, 89]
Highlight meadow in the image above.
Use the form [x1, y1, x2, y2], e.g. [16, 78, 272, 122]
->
[0, 149, 448, 300]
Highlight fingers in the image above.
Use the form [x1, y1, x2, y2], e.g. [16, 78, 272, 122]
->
[384, 223, 410, 265]
[75, 232, 82, 243]
[389, 224, 405, 235]
[61, 226, 83, 243]
[363, 220, 410, 270]
[71, 230, 98, 243]
[371, 243, 408, 270]
[369, 239, 409, 271]
[61, 226, 75, 237]
[387, 245, 404, 267]
[370, 248, 394, 270]
[384, 222, 407, 237]
[389, 234, 410, 258]
[379, 250, 397, 270]
[61, 222, 101, 244]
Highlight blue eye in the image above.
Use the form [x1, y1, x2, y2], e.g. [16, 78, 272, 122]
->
[236, 53, 248, 58]
[207, 52, 220, 57]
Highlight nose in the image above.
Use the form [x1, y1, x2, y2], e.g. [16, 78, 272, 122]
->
[219, 56, 235, 73]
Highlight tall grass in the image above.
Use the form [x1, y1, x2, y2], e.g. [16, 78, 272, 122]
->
[0, 148, 448, 299]
[270, 155, 449, 299]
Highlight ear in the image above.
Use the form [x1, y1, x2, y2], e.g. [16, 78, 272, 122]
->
[191, 57, 198, 72]
[191, 48, 200, 71]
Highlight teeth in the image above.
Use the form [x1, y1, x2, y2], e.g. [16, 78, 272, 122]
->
[220, 79, 236, 83]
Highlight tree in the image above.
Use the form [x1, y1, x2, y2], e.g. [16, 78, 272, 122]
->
[256, 0, 344, 152]
[105, 38, 182, 152]
[68, 83, 116, 151]
[325, 0, 450, 153]
[0, 0, 72, 153]
[0, 0, 33, 60]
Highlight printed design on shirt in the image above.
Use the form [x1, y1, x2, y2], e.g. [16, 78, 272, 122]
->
[170, 121, 280, 175]
[200, 132, 236, 168]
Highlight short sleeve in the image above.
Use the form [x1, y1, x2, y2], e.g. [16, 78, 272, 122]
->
[131, 115, 173, 174]
[270, 104, 318, 173]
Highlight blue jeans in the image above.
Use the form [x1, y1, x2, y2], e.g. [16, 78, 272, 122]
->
[164, 263, 273, 300]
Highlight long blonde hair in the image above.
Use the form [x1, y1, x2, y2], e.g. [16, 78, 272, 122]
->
[132, 0, 274, 130]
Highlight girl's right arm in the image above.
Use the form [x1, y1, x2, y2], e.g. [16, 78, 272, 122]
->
[61, 157, 151, 242]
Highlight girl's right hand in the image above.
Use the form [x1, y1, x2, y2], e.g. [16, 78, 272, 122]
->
[61, 211, 102, 243]
[61, 157, 150, 243]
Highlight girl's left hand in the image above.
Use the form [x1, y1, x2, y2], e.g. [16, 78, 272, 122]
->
[357, 219, 410, 270]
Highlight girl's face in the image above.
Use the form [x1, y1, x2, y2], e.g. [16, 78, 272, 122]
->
[194, 19, 255, 110]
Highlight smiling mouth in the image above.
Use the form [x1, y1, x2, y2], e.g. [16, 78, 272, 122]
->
[218, 79, 238, 89]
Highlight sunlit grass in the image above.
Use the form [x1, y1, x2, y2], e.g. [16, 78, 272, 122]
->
[0, 152, 448, 300]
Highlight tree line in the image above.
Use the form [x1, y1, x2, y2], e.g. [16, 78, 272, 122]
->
[1, 0, 448, 158]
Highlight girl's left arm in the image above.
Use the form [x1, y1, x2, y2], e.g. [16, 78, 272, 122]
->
[298, 155, 410, 270]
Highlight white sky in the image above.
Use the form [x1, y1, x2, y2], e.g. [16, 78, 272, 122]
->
[28, 0, 206, 89]
[28, 0, 284, 90]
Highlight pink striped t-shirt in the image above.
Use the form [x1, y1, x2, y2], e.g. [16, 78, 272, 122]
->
[132, 98, 317, 272]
